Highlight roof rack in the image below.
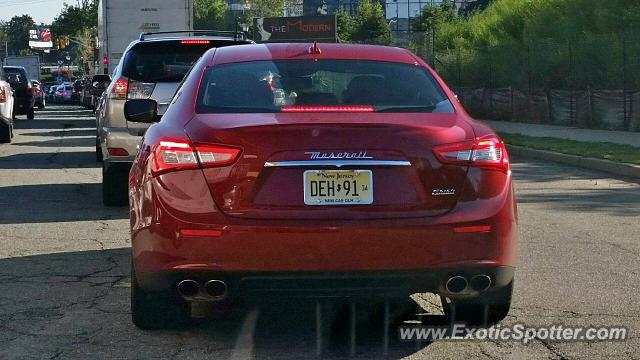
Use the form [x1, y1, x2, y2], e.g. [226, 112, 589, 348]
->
[139, 30, 247, 42]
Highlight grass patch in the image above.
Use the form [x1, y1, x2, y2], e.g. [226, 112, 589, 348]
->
[498, 133, 640, 165]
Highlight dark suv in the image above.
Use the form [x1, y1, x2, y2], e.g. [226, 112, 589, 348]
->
[96, 31, 253, 206]
[3, 66, 35, 120]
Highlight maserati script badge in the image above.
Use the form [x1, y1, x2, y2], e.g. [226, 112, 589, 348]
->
[305, 151, 373, 160]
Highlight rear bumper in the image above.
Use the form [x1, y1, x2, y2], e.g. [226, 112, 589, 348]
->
[136, 266, 515, 300]
[100, 127, 141, 163]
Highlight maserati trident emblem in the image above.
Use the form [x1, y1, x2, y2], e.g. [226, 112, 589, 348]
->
[305, 151, 373, 160]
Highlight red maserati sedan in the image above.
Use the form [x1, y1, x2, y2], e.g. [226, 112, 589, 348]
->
[126, 43, 518, 329]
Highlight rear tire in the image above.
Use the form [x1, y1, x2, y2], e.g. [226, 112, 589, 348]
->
[442, 281, 513, 326]
[0, 122, 11, 143]
[102, 164, 129, 206]
[131, 262, 189, 330]
[26, 107, 34, 120]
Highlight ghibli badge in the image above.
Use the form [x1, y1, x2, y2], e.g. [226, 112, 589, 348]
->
[432, 188, 456, 196]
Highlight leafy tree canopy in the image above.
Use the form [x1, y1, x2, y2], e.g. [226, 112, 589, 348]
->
[338, 0, 391, 45]
[2, 15, 36, 56]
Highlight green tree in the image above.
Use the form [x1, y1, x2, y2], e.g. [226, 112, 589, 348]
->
[336, 9, 355, 42]
[51, 0, 98, 37]
[351, 0, 391, 44]
[194, 0, 229, 30]
[0, 22, 7, 59]
[50, 1, 98, 72]
[3, 15, 36, 56]
[412, 0, 456, 33]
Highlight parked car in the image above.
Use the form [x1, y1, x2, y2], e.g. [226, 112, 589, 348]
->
[72, 79, 84, 104]
[88, 74, 111, 111]
[96, 32, 254, 206]
[127, 43, 518, 330]
[79, 76, 93, 109]
[0, 66, 15, 143]
[31, 80, 46, 109]
[47, 85, 57, 102]
[3, 66, 34, 119]
[54, 84, 73, 104]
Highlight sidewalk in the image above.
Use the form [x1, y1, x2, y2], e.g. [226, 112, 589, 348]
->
[484, 120, 640, 147]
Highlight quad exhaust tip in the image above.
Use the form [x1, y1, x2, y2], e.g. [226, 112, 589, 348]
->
[445, 276, 468, 293]
[470, 274, 492, 292]
[177, 279, 200, 299]
[204, 280, 228, 300]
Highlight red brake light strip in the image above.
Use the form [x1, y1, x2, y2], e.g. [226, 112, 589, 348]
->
[281, 105, 374, 113]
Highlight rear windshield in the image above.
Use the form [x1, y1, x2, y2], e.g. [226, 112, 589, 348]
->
[196, 60, 453, 113]
[4, 68, 27, 85]
[122, 40, 244, 83]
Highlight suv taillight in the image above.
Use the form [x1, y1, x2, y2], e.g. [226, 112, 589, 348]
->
[109, 76, 155, 100]
[0, 87, 5, 103]
[110, 78, 129, 99]
[150, 139, 241, 176]
[433, 137, 509, 173]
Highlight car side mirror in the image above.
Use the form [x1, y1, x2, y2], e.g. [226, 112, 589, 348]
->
[90, 81, 104, 95]
[124, 99, 159, 123]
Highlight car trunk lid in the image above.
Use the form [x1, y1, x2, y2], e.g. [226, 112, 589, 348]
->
[185, 112, 474, 220]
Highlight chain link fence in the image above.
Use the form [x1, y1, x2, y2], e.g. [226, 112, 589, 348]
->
[418, 32, 640, 132]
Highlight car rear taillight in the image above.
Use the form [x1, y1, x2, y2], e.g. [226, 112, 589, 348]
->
[0, 87, 5, 103]
[109, 77, 155, 100]
[433, 137, 509, 172]
[110, 78, 129, 99]
[150, 139, 241, 175]
[35, 89, 41, 95]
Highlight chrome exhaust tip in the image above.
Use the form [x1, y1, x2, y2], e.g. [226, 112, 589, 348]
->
[445, 276, 468, 294]
[177, 279, 200, 300]
[204, 280, 228, 300]
[470, 274, 492, 292]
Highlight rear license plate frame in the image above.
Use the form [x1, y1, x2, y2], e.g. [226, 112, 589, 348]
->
[303, 169, 373, 206]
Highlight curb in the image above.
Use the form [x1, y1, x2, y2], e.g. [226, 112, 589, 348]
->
[506, 145, 640, 179]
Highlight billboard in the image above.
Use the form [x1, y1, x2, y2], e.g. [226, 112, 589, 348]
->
[29, 28, 53, 49]
[253, 15, 337, 43]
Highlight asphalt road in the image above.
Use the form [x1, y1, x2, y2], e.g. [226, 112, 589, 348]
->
[0, 105, 638, 359]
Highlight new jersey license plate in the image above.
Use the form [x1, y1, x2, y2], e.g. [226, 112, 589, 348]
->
[303, 170, 373, 205]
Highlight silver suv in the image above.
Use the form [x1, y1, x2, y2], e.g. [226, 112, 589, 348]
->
[96, 32, 253, 206]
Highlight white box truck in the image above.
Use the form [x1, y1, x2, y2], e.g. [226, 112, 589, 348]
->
[2, 56, 41, 82]
[97, 0, 194, 75]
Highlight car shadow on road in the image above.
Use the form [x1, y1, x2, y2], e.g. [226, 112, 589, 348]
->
[0, 151, 98, 169]
[0, 248, 437, 359]
[20, 129, 97, 138]
[0, 183, 127, 224]
[12, 119, 96, 130]
[11, 137, 95, 148]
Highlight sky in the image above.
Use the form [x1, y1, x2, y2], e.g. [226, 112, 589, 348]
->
[0, 0, 69, 24]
